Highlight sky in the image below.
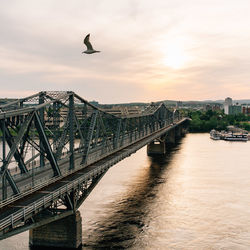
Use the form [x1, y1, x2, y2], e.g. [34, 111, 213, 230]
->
[1, 0, 250, 103]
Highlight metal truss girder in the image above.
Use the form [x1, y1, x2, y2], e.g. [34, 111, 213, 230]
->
[1, 114, 34, 174]
[98, 113, 112, 152]
[1, 126, 28, 174]
[76, 171, 107, 209]
[74, 93, 116, 118]
[39, 93, 45, 167]
[94, 121, 100, 147]
[69, 94, 75, 170]
[114, 119, 122, 149]
[19, 126, 30, 157]
[25, 152, 41, 166]
[120, 119, 127, 146]
[0, 93, 40, 111]
[65, 193, 74, 210]
[0, 91, 187, 236]
[5, 169, 20, 195]
[82, 110, 98, 163]
[74, 114, 85, 149]
[55, 111, 69, 159]
[1, 168, 20, 197]
[34, 111, 61, 177]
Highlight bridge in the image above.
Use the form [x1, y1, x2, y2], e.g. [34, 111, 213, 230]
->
[0, 91, 189, 248]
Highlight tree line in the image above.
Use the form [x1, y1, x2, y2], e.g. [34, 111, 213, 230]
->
[183, 109, 250, 132]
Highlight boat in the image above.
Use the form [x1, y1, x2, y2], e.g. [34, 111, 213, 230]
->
[210, 129, 248, 141]
[224, 133, 248, 142]
[210, 129, 221, 140]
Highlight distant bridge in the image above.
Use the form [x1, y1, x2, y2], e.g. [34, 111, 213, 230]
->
[0, 91, 189, 247]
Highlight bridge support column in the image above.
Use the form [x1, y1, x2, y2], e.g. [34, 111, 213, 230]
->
[175, 125, 187, 139]
[147, 140, 166, 155]
[181, 125, 187, 136]
[175, 126, 182, 139]
[166, 129, 175, 145]
[29, 211, 82, 249]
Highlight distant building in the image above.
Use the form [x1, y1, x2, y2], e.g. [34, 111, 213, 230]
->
[204, 104, 211, 111]
[212, 104, 222, 111]
[224, 97, 233, 114]
[176, 101, 183, 108]
[228, 105, 241, 115]
[204, 103, 222, 111]
[242, 106, 250, 115]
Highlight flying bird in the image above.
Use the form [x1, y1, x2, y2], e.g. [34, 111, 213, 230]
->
[82, 34, 100, 54]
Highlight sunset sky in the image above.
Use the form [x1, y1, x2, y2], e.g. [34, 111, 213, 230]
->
[1, 0, 250, 103]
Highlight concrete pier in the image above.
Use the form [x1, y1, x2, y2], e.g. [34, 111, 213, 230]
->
[29, 211, 82, 249]
[166, 129, 176, 144]
[175, 126, 182, 138]
[181, 126, 187, 136]
[147, 140, 166, 155]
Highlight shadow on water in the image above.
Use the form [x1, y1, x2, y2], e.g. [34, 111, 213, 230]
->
[82, 140, 183, 249]
[30, 139, 183, 250]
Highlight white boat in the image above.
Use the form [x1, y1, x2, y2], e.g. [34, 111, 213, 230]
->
[210, 129, 221, 140]
[224, 133, 248, 142]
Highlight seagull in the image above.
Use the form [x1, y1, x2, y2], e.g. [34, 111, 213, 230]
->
[82, 34, 100, 54]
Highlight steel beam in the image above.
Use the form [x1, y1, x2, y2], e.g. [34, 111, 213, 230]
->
[34, 112, 61, 177]
[114, 119, 122, 149]
[39, 92, 45, 167]
[76, 171, 108, 209]
[69, 94, 75, 170]
[1, 114, 33, 174]
[81, 110, 98, 164]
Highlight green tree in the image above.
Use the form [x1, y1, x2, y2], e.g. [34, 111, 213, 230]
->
[186, 109, 250, 132]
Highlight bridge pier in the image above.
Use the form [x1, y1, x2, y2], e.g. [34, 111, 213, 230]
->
[175, 126, 182, 139]
[29, 211, 82, 249]
[147, 140, 166, 155]
[148, 125, 188, 155]
[166, 129, 176, 145]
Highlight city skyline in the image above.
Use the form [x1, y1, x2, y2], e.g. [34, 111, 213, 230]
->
[1, 1, 250, 103]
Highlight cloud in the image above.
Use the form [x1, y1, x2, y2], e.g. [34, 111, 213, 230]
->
[1, 0, 250, 102]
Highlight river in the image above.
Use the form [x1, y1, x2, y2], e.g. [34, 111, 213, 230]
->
[1, 133, 250, 249]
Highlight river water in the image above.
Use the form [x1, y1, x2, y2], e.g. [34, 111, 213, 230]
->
[1, 133, 250, 249]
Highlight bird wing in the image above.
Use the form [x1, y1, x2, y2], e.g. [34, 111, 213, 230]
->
[84, 34, 93, 50]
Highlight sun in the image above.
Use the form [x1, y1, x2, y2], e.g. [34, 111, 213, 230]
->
[161, 41, 191, 69]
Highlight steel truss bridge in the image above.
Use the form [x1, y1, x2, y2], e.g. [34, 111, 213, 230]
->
[0, 91, 189, 239]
